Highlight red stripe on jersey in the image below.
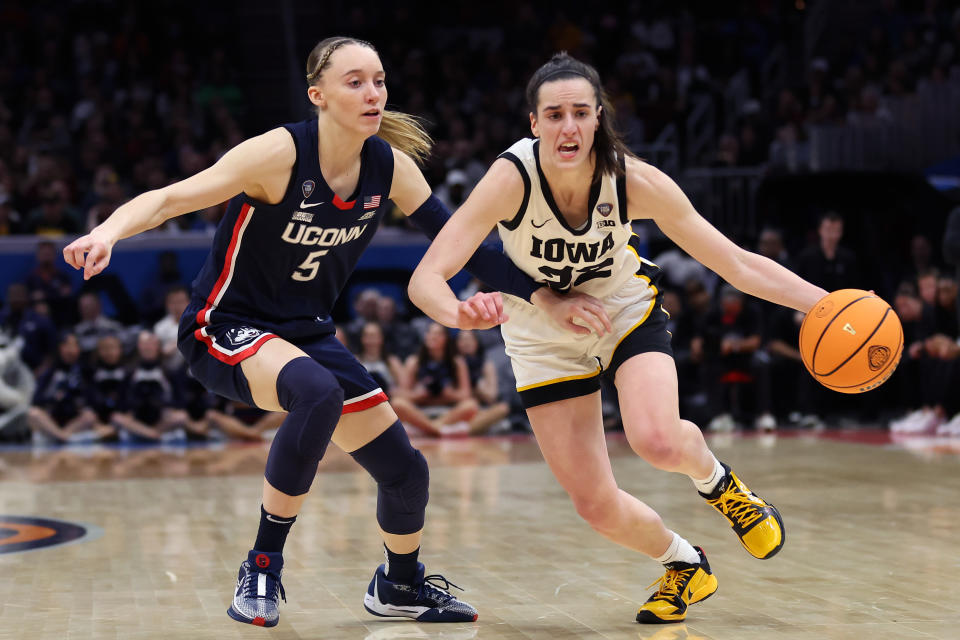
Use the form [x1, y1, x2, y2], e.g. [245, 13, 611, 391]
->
[196, 202, 252, 326]
[341, 391, 388, 415]
[332, 194, 355, 210]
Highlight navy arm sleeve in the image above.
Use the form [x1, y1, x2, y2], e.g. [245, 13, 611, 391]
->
[407, 195, 540, 303]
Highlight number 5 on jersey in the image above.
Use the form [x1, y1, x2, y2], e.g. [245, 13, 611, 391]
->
[292, 250, 328, 281]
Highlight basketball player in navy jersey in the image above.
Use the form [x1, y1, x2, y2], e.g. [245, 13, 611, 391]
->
[63, 37, 603, 629]
[410, 53, 829, 624]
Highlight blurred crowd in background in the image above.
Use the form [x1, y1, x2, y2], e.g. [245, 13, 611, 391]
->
[1, 1, 960, 445]
[2, 1, 959, 234]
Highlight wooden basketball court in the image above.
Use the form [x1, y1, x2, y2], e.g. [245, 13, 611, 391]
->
[2, 429, 958, 639]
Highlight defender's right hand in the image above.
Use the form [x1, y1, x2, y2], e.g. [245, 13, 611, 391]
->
[63, 233, 114, 280]
[456, 291, 508, 330]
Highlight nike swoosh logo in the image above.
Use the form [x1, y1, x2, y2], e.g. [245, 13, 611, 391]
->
[265, 514, 294, 524]
[300, 200, 325, 208]
[531, 219, 550, 228]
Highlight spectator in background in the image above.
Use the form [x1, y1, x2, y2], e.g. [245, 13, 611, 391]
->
[84, 165, 127, 232]
[23, 180, 81, 236]
[0, 192, 22, 235]
[756, 227, 792, 270]
[391, 323, 478, 437]
[908, 234, 935, 280]
[673, 278, 711, 423]
[113, 331, 187, 442]
[943, 207, 960, 319]
[24, 239, 75, 327]
[27, 333, 99, 443]
[89, 334, 126, 438]
[356, 321, 404, 396]
[140, 251, 185, 324]
[435, 169, 470, 211]
[763, 306, 818, 427]
[916, 268, 938, 306]
[802, 58, 839, 126]
[0, 328, 34, 442]
[74, 291, 124, 356]
[376, 295, 420, 359]
[902, 268, 960, 436]
[172, 363, 277, 442]
[796, 211, 861, 292]
[890, 281, 939, 433]
[345, 288, 382, 349]
[935, 276, 958, 337]
[921, 275, 960, 433]
[897, 282, 937, 363]
[711, 133, 740, 167]
[153, 285, 190, 370]
[0, 283, 57, 371]
[653, 246, 714, 294]
[703, 285, 774, 432]
[454, 329, 511, 435]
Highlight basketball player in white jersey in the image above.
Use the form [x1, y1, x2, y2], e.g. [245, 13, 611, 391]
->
[409, 53, 828, 624]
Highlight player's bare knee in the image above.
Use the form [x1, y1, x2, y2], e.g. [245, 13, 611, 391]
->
[630, 424, 685, 470]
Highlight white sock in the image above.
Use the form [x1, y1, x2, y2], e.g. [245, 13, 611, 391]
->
[654, 531, 701, 565]
[691, 455, 725, 495]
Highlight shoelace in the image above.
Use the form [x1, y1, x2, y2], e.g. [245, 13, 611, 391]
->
[710, 483, 764, 529]
[243, 568, 287, 603]
[646, 567, 695, 602]
[418, 574, 463, 605]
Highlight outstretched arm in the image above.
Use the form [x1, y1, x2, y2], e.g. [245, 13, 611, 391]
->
[63, 128, 296, 280]
[389, 149, 541, 303]
[397, 156, 520, 328]
[625, 157, 827, 312]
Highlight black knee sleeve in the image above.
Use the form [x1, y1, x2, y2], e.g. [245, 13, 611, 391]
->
[264, 357, 344, 496]
[350, 420, 429, 535]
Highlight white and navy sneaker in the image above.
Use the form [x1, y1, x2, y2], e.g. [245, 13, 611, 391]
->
[363, 563, 478, 622]
[227, 550, 286, 627]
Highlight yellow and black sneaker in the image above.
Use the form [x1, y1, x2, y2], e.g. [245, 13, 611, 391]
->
[636, 546, 718, 624]
[700, 462, 784, 559]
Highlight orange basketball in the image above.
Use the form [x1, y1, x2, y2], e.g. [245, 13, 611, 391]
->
[798, 289, 903, 394]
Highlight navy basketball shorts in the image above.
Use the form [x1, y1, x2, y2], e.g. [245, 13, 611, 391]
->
[501, 275, 674, 409]
[178, 314, 387, 415]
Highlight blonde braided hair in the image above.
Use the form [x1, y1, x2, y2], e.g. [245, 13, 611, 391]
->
[305, 37, 431, 163]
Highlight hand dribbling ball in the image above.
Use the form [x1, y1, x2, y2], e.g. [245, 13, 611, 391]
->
[799, 289, 903, 394]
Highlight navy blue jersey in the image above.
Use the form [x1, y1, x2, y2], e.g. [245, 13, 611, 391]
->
[189, 119, 394, 340]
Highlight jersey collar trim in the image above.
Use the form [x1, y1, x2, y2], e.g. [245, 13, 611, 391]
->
[533, 139, 602, 237]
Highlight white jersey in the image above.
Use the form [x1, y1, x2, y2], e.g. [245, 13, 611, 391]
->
[496, 137, 655, 299]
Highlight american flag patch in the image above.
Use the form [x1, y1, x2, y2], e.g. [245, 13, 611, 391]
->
[363, 195, 381, 209]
